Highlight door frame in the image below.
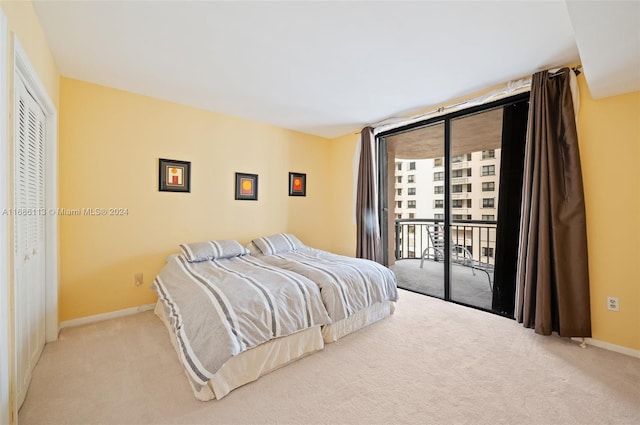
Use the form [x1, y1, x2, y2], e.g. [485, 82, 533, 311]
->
[10, 36, 59, 418]
[1, 10, 10, 425]
[377, 93, 529, 314]
[13, 37, 59, 345]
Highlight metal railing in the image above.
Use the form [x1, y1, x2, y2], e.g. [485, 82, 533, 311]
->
[394, 218, 498, 265]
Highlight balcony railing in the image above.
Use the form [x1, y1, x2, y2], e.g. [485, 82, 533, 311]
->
[394, 218, 497, 265]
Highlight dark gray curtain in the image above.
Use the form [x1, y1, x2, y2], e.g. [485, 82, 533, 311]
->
[515, 68, 591, 337]
[356, 127, 382, 262]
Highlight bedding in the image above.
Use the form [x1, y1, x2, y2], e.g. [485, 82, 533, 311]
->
[250, 234, 398, 340]
[152, 243, 331, 399]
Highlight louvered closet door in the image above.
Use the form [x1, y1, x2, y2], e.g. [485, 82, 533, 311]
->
[14, 75, 46, 408]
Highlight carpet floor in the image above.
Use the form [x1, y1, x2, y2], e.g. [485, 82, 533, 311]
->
[19, 289, 640, 425]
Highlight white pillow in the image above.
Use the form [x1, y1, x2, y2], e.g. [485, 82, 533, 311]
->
[251, 233, 305, 255]
[180, 240, 249, 262]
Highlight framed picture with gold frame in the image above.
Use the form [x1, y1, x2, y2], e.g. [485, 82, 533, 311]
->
[159, 158, 191, 192]
[235, 172, 258, 201]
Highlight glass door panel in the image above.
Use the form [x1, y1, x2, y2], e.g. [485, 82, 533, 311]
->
[387, 122, 445, 298]
[449, 108, 502, 310]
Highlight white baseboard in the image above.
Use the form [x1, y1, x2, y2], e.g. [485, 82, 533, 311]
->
[59, 303, 156, 329]
[572, 337, 640, 359]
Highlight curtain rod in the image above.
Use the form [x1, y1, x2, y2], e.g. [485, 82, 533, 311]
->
[357, 65, 582, 135]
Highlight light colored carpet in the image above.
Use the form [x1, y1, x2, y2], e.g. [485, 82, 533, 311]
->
[20, 289, 640, 425]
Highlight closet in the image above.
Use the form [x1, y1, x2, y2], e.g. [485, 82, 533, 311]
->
[14, 74, 47, 408]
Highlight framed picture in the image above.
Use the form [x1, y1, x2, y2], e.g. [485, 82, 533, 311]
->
[159, 158, 191, 192]
[235, 172, 258, 201]
[289, 172, 306, 197]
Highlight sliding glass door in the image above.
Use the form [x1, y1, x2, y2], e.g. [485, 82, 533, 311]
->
[381, 94, 529, 317]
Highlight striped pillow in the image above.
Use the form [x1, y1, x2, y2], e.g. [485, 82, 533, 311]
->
[252, 233, 305, 255]
[180, 240, 249, 262]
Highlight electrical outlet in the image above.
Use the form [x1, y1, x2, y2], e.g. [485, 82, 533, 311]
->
[134, 273, 144, 286]
[607, 296, 619, 312]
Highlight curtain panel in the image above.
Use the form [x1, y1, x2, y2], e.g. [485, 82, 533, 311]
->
[515, 68, 591, 337]
[356, 127, 382, 262]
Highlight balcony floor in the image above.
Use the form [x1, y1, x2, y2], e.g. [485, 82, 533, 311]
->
[390, 259, 493, 310]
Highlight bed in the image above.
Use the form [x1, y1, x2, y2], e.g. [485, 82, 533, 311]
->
[249, 233, 398, 343]
[152, 240, 330, 401]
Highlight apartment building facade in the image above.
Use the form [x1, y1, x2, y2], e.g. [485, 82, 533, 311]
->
[394, 149, 500, 263]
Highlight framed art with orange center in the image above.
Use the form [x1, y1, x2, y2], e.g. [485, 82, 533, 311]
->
[235, 172, 258, 201]
[288, 172, 306, 197]
[159, 158, 191, 192]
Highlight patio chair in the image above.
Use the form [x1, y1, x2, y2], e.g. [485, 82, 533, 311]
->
[420, 225, 493, 291]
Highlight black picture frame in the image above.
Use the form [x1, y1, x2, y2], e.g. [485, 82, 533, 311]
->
[288, 172, 306, 196]
[159, 158, 191, 192]
[235, 172, 258, 200]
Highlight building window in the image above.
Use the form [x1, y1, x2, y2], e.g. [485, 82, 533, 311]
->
[482, 149, 495, 159]
[434, 214, 444, 220]
[396, 201, 402, 208]
[408, 200, 416, 208]
[482, 247, 495, 258]
[408, 175, 415, 183]
[452, 184, 471, 193]
[433, 172, 444, 181]
[434, 158, 443, 167]
[482, 182, 495, 192]
[408, 187, 416, 195]
[452, 214, 471, 220]
[482, 165, 495, 176]
[397, 189, 402, 196]
[453, 168, 472, 177]
[395, 214, 402, 220]
[483, 198, 495, 208]
[434, 186, 444, 194]
[454, 199, 473, 208]
[397, 176, 402, 183]
[482, 214, 495, 221]
[409, 213, 415, 219]
[434, 200, 444, 208]
[397, 163, 402, 171]
[409, 161, 416, 170]
[453, 153, 472, 162]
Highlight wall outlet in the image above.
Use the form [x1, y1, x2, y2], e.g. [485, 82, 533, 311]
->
[607, 296, 619, 312]
[134, 273, 144, 286]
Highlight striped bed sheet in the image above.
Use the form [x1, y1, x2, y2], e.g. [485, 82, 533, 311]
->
[253, 247, 398, 324]
[152, 253, 330, 397]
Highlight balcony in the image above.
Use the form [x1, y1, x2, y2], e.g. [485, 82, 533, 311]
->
[451, 177, 469, 184]
[451, 161, 469, 170]
[391, 218, 496, 309]
[451, 192, 471, 199]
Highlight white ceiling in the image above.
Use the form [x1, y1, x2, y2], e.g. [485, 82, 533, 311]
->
[32, 1, 640, 139]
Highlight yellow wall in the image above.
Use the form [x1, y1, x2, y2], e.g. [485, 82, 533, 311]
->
[58, 78, 332, 321]
[0, 0, 59, 105]
[329, 79, 640, 351]
[329, 132, 359, 256]
[577, 81, 640, 350]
